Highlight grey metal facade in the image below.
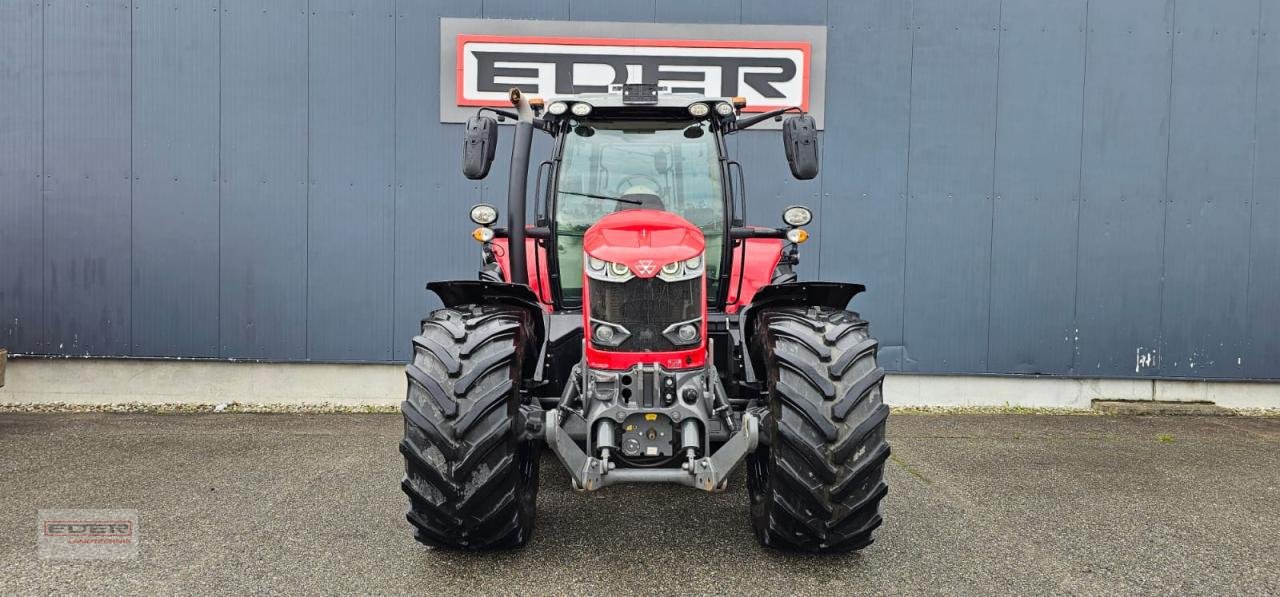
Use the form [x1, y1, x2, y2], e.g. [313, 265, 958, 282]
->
[1, 0, 1277, 379]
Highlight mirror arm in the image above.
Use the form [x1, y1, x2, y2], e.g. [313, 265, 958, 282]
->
[729, 106, 804, 132]
[729, 227, 787, 239]
[492, 226, 550, 240]
[479, 107, 557, 133]
[478, 107, 518, 121]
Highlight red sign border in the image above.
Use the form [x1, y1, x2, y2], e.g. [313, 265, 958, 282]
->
[454, 33, 811, 113]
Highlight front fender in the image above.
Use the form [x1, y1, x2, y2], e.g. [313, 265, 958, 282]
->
[427, 279, 543, 311]
[426, 280, 546, 368]
[738, 282, 866, 383]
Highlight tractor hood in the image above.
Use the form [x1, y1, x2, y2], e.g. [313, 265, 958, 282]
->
[582, 210, 705, 278]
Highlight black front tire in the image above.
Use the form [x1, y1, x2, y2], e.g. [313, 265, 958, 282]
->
[747, 306, 891, 552]
[399, 304, 541, 550]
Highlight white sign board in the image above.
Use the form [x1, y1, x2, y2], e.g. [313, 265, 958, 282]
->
[440, 19, 827, 128]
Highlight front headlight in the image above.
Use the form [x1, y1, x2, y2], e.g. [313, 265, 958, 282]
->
[676, 324, 697, 342]
[469, 203, 498, 226]
[584, 255, 705, 282]
[782, 205, 812, 227]
[590, 320, 631, 347]
[656, 256, 704, 282]
[662, 319, 701, 346]
[585, 254, 635, 281]
[594, 324, 615, 343]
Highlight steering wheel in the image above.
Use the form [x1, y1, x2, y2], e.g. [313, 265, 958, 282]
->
[615, 174, 663, 196]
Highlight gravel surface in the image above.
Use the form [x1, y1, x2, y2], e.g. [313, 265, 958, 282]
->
[1, 413, 1277, 595]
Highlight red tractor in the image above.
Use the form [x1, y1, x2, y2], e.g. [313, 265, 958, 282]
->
[399, 85, 889, 552]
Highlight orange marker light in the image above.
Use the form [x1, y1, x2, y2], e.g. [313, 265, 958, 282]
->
[473, 227, 494, 242]
[731, 96, 747, 109]
[786, 228, 809, 244]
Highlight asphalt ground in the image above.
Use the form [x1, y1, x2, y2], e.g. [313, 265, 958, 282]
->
[1, 412, 1277, 595]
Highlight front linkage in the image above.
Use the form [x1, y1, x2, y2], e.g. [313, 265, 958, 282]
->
[542, 363, 760, 492]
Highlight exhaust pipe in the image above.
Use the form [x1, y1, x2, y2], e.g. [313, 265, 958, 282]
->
[506, 88, 534, 285]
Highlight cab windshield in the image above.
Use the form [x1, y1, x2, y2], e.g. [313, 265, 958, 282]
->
[554, 119, 725, 303]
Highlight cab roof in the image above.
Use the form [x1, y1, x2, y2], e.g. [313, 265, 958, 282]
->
[548, 92, 732, 110]
[545, 83, 736, 115]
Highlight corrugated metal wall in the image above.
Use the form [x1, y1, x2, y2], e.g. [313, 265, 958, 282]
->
[1, 0, 1277, 379]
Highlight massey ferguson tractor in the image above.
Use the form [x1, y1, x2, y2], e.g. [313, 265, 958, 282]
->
[399, 84, 889, 552]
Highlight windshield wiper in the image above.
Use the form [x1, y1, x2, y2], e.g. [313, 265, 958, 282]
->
[559, 191, 643, 205]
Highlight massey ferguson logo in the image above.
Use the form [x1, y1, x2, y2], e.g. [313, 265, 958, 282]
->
[635, 260, 657, 276]
[455, 35, 810, 112]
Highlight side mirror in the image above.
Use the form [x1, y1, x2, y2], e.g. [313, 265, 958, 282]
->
[462, 116, 498, 180]
[781, 114, 820, 180]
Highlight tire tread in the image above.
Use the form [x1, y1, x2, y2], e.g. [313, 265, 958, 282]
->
[748, 306, 890, 553]
[400, 305, 539, 550]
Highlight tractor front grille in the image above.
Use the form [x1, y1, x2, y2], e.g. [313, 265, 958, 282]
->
[588, 276, 701, 352]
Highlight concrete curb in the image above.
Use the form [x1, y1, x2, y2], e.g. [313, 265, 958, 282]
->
[1, 357, 1277, 411]
[1091, 400, 1236, 416]
[0, 359, 403, 407]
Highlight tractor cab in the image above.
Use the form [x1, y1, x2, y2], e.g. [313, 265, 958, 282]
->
[463, 84, 818, 312]
[551, 110, 726, 307]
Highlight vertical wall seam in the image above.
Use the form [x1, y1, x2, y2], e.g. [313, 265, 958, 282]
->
[390, 0, 398, 360]
[816, 0, 828, 276]
[1069, 0, 1091, 375]
[304, 0, 311, 360]
[128, 0, 135, 356]
[1156, 0, 1177, 375]
[813, 0, 829, 278]
[216, 0, 223, 356]
[899, 0, 916, 368]
[40, 0, 47, 352]
[1243, 0, 1264, 375]
[984, 0, 1004, 373]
